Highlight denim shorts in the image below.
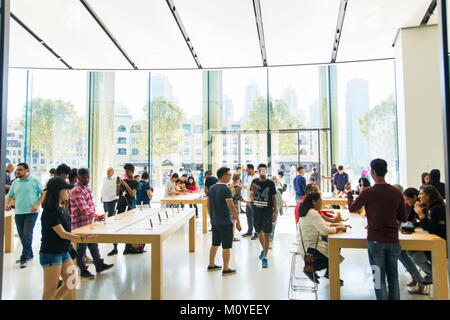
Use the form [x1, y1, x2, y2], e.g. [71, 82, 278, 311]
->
[40, 252, 72, 268]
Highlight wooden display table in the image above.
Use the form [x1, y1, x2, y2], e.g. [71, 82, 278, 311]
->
[321, 197, 348, 208]
[328, 212, 449, 300]
[161, 194, 209, 233]
[72, 208, 196, 300]
[4, 210, 13, 253]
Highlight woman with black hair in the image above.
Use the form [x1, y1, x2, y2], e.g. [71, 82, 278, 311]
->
[420, 172, 430, 190]
[186, 176, 200, 217]
[397, 187, 431, 293]
[407, 185, 446, 294]
[40, 177, 95, 299]
[297, 192, 349, 284]
[356, 177, 371, 194]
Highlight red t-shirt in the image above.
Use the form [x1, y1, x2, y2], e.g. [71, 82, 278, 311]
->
[187, 185, 197, 192]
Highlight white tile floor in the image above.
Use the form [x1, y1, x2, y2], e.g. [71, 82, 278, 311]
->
[2, 207, 432, 300]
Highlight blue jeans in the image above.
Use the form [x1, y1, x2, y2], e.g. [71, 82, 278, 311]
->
[245, 205, 254, 235]
[103, 200, 118, 217]
[399, 250, 424, 283]
[408, 251, 432, 277]
[76, 243, 102, 270]
[15, 213, 39, 263]
[295, 195, 301, 202]
[367, 240, 401, 300]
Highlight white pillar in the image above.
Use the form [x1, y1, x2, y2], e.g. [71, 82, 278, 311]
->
[394, 25, 445, 188]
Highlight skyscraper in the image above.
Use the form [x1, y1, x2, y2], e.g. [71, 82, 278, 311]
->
[345, 78, 369, 169]
[244, 81, 260, 116]
[223, 96, 233, 123]
[151, 73, 174, 102]
[282, 87, 299, 116]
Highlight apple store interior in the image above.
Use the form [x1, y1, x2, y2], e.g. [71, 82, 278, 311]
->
[1, 0, 450, 301]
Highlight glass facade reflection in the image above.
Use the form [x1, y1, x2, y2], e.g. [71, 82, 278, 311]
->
[6, 60, 399, 202]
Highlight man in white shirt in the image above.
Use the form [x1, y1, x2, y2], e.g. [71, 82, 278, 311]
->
[101, 167, 119, 217]
[239, 164, 259, 239]
[164, 173, 182, 207]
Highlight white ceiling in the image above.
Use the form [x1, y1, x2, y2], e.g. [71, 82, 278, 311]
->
[8, 0, 437, 70]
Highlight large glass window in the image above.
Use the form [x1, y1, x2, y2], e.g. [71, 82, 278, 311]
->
[268, 66, 322, 129]
[336, 60, 399, 185]
[150, 70, 203, 201]
[7, 69, 28, 168]
[29, 70, 88, 184]
[210, 68, 268, 130]
[112, 72, 149, 176]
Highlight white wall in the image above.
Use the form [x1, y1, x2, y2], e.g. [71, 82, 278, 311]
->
[395, 25, 445, 189]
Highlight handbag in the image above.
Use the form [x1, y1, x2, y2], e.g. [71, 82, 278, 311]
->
[298, 222, 328, 273]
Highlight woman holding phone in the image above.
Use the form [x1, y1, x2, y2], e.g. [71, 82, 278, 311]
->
[40, 176, 96, 300]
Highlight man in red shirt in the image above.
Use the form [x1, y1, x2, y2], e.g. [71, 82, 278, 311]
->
[70, 168, 114, 279]
[347, 159, 407, 300]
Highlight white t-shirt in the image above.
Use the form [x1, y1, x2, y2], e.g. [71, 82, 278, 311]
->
[102, 176, 118, 202]
[164, 180, 176, 198]
[244, 173, 259, 202]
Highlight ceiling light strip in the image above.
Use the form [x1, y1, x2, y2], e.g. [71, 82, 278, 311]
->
[331, 0, 348, 63]
[165, 0, 202, 69]
[79, 0, 138, 69]
[421, 0, 437, 25]
[252, 0, 268, 67]
[10, 12, 72, 69]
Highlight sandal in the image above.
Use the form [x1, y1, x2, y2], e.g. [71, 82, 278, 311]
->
[408, 286, 429, 295]
[233, 238, 240, 242]
[407, 278, 417, 287]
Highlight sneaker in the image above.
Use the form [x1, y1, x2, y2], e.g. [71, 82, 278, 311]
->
[258, 250, 264, 260]
[95, 260, 114, 273]
[262, 258, 268, 268]
[242, 232, 252, 237]
[251, 234, 258, 240]
[407, 278, 418, 287]
[123, 247, 145, 255]
[222, 269, 236, 276]
[20, 261, 27, 269]
[107, 249, 118, 256]
[303, 270, 320, 284]
[207, 265, 222, 272]
[80, 269, 95, 279]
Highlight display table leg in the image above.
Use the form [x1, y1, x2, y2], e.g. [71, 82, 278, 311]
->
[431, 241, 449, 300]
[5, 214, 13, 253]
[328, 240, 341, 300]
[151, 238, 163, 300]
[189, 215, 195, 253]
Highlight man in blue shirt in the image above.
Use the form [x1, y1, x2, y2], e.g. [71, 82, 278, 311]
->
[5, 162, 44, 268]
[293, 166, 306, 202]
[333, 165, 349, 192]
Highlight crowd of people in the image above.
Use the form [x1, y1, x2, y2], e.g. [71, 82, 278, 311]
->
[3, 157, 448, 300]
[293, 159, 447, 300]
[4, 162, 156, 299]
